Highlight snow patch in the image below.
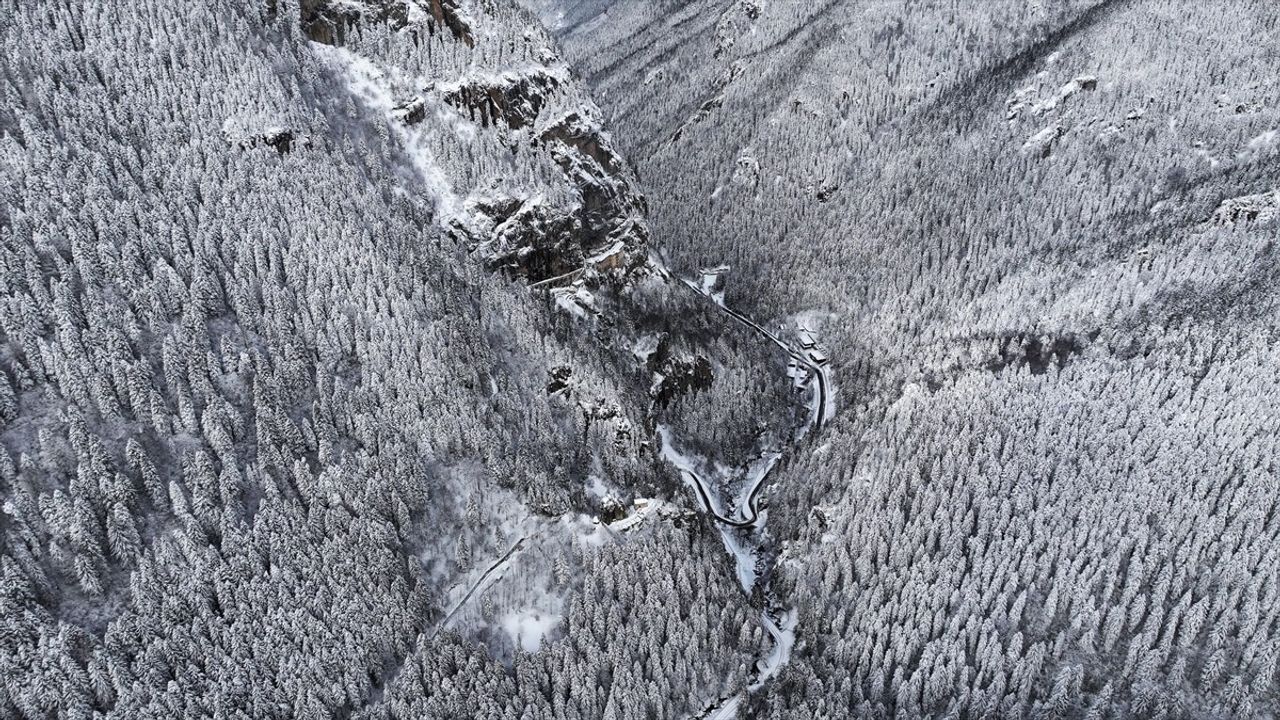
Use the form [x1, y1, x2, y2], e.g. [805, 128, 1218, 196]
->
[313, 43, 465, 219]
[1243, 129, 1278, 155]
[631, 334, 662, 365]
[585, 474, 610, 499]
[699, 265, 730, 304]
[1022, 124, 1062, 156]
[551, 283, 597, 317]
[706, 696, 743, 720]
[500, 609, 559, 653]
[751, 608, 797, 689]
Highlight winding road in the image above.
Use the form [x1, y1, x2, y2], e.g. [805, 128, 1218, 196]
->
[676, 452, 779, 529]
[669, 277, 831, 530]
[663, 272, 833, 719]
[678, 278, 830, 433]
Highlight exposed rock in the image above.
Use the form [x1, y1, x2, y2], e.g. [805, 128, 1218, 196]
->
[816, 179, 839, 203]
[546, 365, 573, 394]
[392, 96, 427, 125]
[1021, 124, 1062, 158]
[639, 331, 715, 405]
[469, 188, 643, 286]
[442, 70, 561, 130]
[1008, 74, 1097, 120]
[222, 122, 307, 155]
[539, 112, 625, 176]
[1213, 190, 1280, 226]
[732, 155, 760, 188]
[483, 200, 584, 282]
[261, 128, 298, 154]
[651, 355, 714, 407]
[714, 0, 761, 58]
[538, 113, 649, 278]
[580, 397, 620, 421]
[303, 1, 649, 289]
[810, 506, 830, 529]
[598, 496, 627, 524]
[428, 0, 474, 47]
[299, 0, 473, 47]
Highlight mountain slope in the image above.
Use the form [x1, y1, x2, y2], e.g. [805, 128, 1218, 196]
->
[0, 1, 801, 717]
[539, 0, 1280, 716]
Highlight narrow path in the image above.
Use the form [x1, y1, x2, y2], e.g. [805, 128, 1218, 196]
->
[432, 536, 528, 638]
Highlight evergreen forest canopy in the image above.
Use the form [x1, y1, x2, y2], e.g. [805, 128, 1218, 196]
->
[3, 0, 1280, 718]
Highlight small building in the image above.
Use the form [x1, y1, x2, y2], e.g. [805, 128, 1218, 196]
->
[794, 371, 812, 390]
[808, 349, 829, 366]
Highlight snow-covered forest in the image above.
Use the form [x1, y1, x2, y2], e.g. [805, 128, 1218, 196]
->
[4, 0, 1280, 718]
[541, 0, 1280, 717]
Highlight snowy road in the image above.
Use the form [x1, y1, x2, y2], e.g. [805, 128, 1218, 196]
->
[432, 536, 528, 638]
[678, 278, 832, 432]
[662, 274, 832, 719]
[660, 438, 781, 529]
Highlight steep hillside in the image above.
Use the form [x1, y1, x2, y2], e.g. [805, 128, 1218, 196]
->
[0, 1, 808, 717]
[540, 0, 1280, 717]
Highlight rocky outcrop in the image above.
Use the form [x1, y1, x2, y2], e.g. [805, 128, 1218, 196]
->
[1021, 123, 1062, 158]
[546, 365, 573, 394]
[1213, 190, 1280, 226]
[540, 112, 625, 175]
[428, 0, 474, 46]
[637, 334, 714, 407]
[392, 96, 427, 125]
[222, 123, 308, 155]
[442, 70, 561, 130]
[474, 198, 585, 282]
[540, 112, 647, 258]
[652, 355, 714, 407]
[816, 179, 839, 202]
[299, 0, 473, 47]
[714, 0, 761, 58]
[303, 0, 650, 289]
[458, 108, 649, 286]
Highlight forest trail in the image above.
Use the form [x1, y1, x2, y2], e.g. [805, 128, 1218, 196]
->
[433, 536, 529, 638]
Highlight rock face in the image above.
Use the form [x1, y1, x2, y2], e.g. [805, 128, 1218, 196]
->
[538, 112, 649, 272]
[473, 197, 585, 282]
[454, 102, 648, 284]
[305, 0, 650, 290]
[652, 355, 713, 407]
[638, 334, 714, 407]
[1213, 190, 1280, 225]
[221, 120, 308, 155]
[391, 96, 427, 125]
[299, 0, 473, 46]
[442, 70, 562, 130]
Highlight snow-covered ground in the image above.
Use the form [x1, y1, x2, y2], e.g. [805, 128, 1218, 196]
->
[500, 608, 560, 653]
[657, 418, 800, 717]
[313, 43, 467, 219]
